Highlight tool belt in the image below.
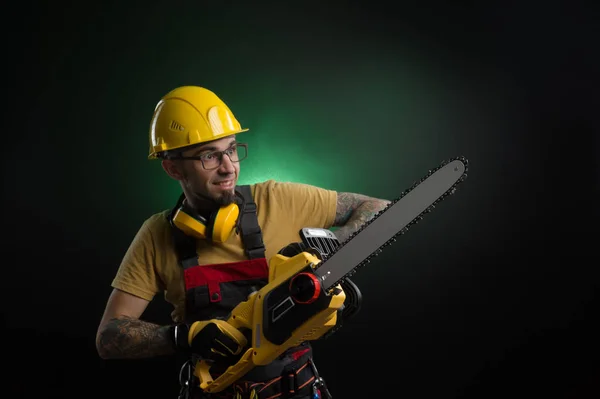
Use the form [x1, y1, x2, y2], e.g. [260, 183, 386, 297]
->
[179, 344, 331, 399]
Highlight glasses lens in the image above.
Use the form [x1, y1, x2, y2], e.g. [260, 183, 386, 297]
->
[201, 145, 247, 170]
[202, 153, 220, 170]
[234, 144, 247, 162]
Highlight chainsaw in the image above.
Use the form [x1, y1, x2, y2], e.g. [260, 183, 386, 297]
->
[190, 156, 469, 393]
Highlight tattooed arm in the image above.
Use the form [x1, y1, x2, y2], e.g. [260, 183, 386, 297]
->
[332, 192, 391, 242]
[95, 288, 174, 359]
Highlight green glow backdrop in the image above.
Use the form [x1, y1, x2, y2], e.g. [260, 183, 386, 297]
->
[4, 1, 598, 399]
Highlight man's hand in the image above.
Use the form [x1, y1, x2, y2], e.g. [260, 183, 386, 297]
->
[189, 319, 248, 364]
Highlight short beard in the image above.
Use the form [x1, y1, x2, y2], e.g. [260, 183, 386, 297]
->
[214, 190, 237, 207]
[187, 188, 237, 211]
[180, 167, 237, 209]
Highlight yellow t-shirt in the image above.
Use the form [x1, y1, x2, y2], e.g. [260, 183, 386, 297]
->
[111, 179, 338, 323]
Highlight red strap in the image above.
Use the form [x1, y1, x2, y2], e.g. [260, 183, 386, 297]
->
[291, 348, 311, 361]
[184, 258, 269, 302]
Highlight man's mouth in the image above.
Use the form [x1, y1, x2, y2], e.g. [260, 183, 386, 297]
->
[214, 180, 235, 189]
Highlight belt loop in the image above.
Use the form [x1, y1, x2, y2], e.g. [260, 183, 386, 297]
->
[287, 373, 296, 396]
[208, 280, 221, 302]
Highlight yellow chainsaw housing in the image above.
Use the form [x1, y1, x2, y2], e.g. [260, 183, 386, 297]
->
[192, 251, 346, 393]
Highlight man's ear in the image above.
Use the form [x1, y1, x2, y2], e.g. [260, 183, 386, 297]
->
[161, 159, 184, 181]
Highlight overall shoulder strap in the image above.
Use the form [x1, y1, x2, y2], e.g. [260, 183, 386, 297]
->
[236, 185, 266, 260]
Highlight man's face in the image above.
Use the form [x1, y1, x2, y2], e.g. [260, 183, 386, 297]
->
[170, 136, 241, 207]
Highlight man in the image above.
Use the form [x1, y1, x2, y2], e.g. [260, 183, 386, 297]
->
[95, 86, 390, 399]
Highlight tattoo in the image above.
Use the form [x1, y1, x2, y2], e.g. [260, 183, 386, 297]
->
[333, 192, 390, 242]
[334, 192, 371, 225]
[97, 316, 174, 359]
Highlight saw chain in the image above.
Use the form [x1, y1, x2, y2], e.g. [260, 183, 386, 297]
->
[319, 155, 469, 291]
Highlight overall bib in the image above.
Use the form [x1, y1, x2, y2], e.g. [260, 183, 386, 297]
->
[170, 186, 328, 399]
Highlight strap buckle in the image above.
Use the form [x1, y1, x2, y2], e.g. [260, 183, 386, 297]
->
[178, 359, 195, 399]
[309, 360, 332, 399]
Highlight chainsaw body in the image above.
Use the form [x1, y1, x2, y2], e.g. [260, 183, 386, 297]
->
[193, 249, 346, 393]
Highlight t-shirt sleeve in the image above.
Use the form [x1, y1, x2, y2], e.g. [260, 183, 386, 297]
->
[111, 219, 162, 301]
[266, 180, 338, 229]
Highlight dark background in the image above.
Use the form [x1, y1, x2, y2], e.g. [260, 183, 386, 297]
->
[3, 1, 599, 398]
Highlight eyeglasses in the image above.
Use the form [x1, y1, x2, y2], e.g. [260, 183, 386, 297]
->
[168, 143, 248, 170]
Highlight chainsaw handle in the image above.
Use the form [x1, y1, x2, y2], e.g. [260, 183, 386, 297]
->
[195, 292, 259, 393]
[228, 291, 258, 331]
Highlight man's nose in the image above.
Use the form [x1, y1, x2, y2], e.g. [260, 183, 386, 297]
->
[218, 153, 236, 173]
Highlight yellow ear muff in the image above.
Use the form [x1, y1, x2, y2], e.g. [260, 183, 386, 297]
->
[172, 207, 209, 240]
[211, 203, 240, 243]
[172, 202, 240, 243]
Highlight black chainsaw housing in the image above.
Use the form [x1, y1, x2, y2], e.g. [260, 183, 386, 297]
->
[268, 228, 363, 343]
[298, 228, 363, 322]
[262, 265, 334, 345]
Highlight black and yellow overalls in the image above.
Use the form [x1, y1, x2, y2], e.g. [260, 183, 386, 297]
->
[169, 186, 331, 399]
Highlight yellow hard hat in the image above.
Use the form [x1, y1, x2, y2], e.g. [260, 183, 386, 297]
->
[148, 86, 249, 159]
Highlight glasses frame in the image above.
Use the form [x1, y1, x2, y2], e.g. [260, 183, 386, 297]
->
[167, 142, 248, 170]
